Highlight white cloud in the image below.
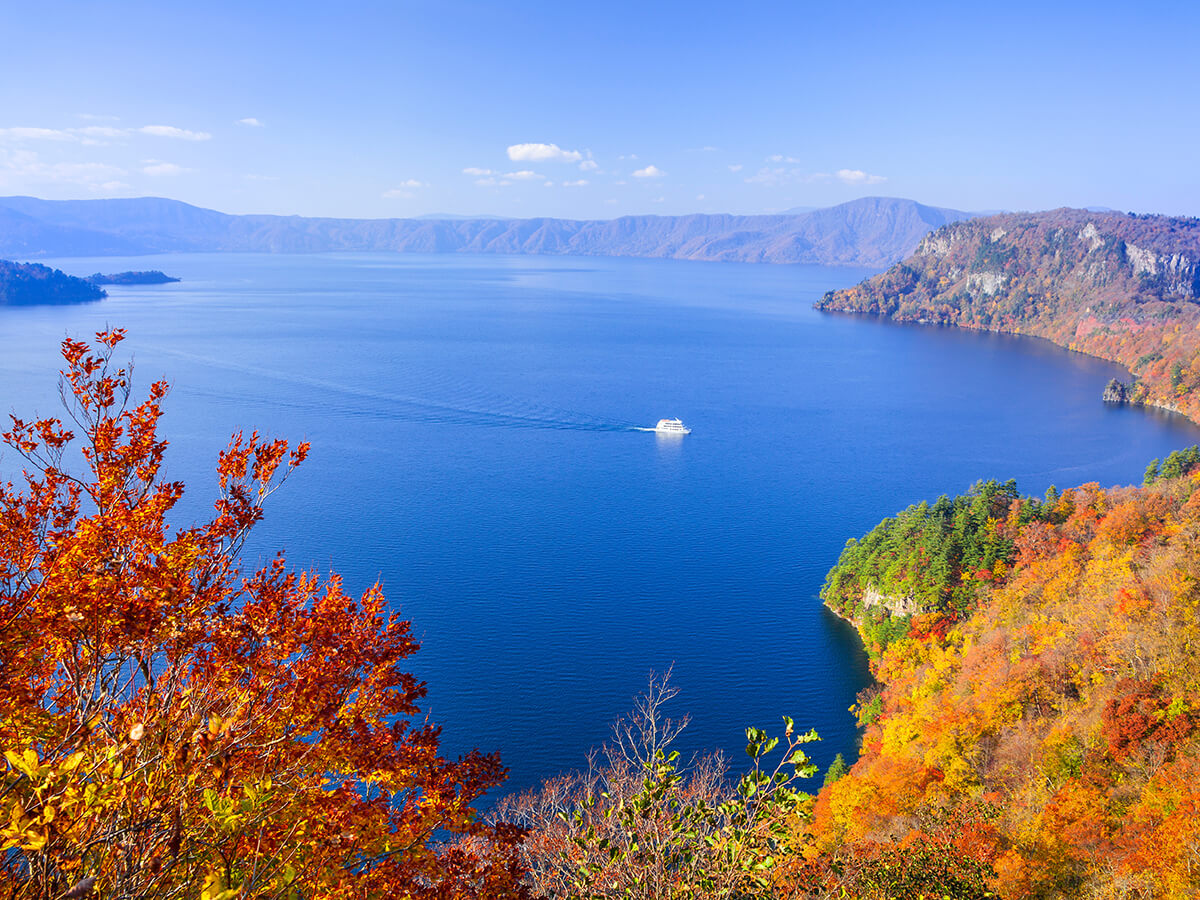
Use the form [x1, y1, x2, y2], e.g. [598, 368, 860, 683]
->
[728, 164, 743, 173]
[688, 146, 719, 152]
[77, 113, 120, 122]
[579, 159, 599, 172]
[544, 181, 554, 187]
[652, 196, 665, 203]
[696, 194, 705, 200]
[463, 167, 494, 176]
[76, 126, 125, 138]
[618, 154, 638, 160]
[474, 176, 513, 187]
[142, 160, 187, 176]
[562, 179, 589, 187]
[746, 167, 847, 187]
[0, 127, 77, 142]
[504, 170, 545, 181]
[0, 148, 127, 189]
[836, 168, 887, 185]
[140, 125, 212, 141]
[632, 165, 664, 178]
[382, 179, 424, 199]
[237, 118, 264, 127]
[507, 142, 582, 163]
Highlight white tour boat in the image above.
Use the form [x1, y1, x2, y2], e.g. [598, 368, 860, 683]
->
[654, 417, 691, 435]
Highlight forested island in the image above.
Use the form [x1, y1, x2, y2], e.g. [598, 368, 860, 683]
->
[0, 259, 105, 305]
[86, 270, 180, 285]
[816, 208, 1200, 421]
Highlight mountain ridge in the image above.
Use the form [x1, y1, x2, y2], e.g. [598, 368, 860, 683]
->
[0, 195, 973, 269]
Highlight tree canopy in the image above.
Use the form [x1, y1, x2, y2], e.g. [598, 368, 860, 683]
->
[0, 331, 526, 899]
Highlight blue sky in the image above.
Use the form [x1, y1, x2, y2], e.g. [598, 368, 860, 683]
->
[2, 0, 1197, 219]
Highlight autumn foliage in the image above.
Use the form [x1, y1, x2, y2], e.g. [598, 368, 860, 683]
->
[816, 208, 1200, 422]
[0, 332, 526, 898]
[812, 462, 1200, 897]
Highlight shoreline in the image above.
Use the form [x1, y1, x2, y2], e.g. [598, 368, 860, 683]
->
[815, 307, 1200, 427]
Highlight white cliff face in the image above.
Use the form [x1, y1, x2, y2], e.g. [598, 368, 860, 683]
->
[1125, 244, 1197, 296]
[1127, 243, 1157, 276]
[861, 585, 921, 618]
[918, 232, 956, 256]
[968, 271, 1007, 296]
[990, 227, 1008, 242]
[1078, 222, 1104, 253]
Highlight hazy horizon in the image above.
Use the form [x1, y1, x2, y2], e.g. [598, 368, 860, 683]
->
[0, 192, 975, 223]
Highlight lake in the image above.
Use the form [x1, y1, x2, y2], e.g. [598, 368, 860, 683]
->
[1, 251, 1196, 798]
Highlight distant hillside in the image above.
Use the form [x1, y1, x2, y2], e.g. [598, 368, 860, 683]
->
[0, 196, 972, 268]
[816, 208, 1200, 419]
[0, 260, 106, 305]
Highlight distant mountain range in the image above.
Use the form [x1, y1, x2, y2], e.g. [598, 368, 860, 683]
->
[0, 196, 974, 269]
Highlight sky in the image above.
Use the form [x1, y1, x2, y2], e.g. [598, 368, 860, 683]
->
[1, 0, 1198, 220]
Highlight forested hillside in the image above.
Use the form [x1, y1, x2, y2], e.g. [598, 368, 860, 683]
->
[498, 456, 1200, 897]
[806, 455, 1200, 897]
[816, 209, 1200, 421]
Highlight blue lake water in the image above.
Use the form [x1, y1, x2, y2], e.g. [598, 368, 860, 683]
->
[1, 251, 1197, 798]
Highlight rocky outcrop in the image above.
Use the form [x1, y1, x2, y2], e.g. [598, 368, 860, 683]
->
[859, 586, 922, 619]
[1103, 378, 1130, 403]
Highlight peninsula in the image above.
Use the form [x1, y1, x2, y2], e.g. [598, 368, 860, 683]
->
[0, 259, 105, 305]
[816, 208, 1200, 420]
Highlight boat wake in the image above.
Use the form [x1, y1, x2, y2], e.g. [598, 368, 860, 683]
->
[153, 346, 655, 434]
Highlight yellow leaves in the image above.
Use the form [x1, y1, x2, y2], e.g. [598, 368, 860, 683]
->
[4, 748, 42, 779]
[200, 870, 242, 900]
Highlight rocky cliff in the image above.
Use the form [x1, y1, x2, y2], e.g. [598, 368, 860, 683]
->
[816, 208, 1200, 420]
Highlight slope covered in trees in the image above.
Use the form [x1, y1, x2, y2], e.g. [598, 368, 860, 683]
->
[500, 460, 1200, 898]
[822, 479, 1034, 656]
[815, 208, 1200, 421]
[810, 457, 1200, 897]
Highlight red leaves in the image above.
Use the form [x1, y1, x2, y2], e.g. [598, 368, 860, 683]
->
[0, 331, 527, 898]
[1101, 677, 1195, 761]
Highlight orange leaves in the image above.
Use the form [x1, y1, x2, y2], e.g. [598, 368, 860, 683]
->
[0, 332, 527, 898]
[808, 464, 1200, 897]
